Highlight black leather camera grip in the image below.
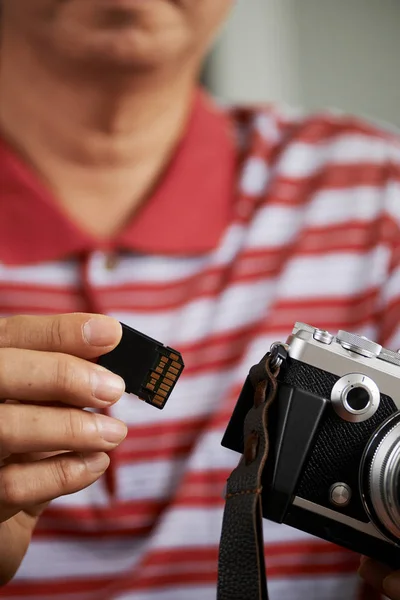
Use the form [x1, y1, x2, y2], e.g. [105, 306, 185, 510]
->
[217, 356, 279, 600]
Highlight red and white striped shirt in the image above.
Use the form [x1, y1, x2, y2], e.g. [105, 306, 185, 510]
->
[1, 90, 400, 600]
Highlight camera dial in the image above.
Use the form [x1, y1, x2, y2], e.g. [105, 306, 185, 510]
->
[331, 373, 380, 423]
[337, 331, 382, 358]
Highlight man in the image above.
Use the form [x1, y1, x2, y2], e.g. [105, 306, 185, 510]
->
[0, 1, 399, 598]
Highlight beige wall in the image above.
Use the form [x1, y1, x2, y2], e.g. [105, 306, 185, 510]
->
[207, 0, 400, 127]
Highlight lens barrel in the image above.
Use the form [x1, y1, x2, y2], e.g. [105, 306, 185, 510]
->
[361, 413, 400, 542]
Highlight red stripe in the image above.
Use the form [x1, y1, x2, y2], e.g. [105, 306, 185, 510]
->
[35, 498, 167, 536]
[238, 163, 400, 205]
[116, 440, 196, 463]
[275, 164, 400, 199]
[123, 415, 210, 439]
[1, 577, 114, 596]
[281, 116, 400, 146]
[142, 541, 355, 565]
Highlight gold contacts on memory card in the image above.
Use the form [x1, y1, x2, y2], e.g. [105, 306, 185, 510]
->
[143, 352, 184, 408]
[98, 324, 184, 410]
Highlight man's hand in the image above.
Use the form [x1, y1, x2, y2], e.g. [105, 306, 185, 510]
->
[359, 556, 400, 598]
[0, 313, 127, 585]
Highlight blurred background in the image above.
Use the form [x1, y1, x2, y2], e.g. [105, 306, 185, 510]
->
[204, 0, 400, 128]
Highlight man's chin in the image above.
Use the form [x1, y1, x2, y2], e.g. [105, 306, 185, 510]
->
[54, 28, 190, 74]
[40, 0, 189, 73]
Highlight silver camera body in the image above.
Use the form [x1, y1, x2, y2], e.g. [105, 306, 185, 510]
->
[288, 323, 400, 548]
[222, 322, 400, 566]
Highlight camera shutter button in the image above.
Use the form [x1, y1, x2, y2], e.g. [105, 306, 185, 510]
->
[313, 329, 334, 344]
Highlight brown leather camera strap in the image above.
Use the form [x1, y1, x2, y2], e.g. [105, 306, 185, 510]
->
[217, 355, 280, 600]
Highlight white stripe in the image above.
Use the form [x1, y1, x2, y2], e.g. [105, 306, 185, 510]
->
[19, 537, 143, 579]
[245, 204, 303, 248]
[152, 507, 225, 548]
[49, 477, 110, 508]
[240, 157, 270, 195]
[210, 224, 246, 266]
[266, 575, 360, 600]
[278, 134, 393, 179]
[0, 260, 77, 286]
[308, 182, 400, 228]
[118, 585, 217, 600]
[306, 186, 387, 227]
[152, 507, 318, 549]
[89, 252, 209, 287]
[188, 431, 240, 471]
[386, 180, 400, 223]
[117, 458, 186, 501]
[277, 246, 389, 299]
[254, 112, 281, 144]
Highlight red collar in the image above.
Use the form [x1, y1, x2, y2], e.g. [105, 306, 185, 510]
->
[0, 91, 236, 265]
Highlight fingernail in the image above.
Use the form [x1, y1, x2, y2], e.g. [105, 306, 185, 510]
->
[82, 316, 122, 347]
[95, 414, 127, 443]
[83, 452, 110, 474]
[91, 368, 125, 403]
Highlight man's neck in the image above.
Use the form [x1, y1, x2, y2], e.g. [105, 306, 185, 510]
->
[0, 37, 197, 239]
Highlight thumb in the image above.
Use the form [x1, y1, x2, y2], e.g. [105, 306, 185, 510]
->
[0, 515, 37, 585]
[384, 573, 400, 600]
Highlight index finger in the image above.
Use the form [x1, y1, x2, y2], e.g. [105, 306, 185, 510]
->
[0, 313, 122, 359]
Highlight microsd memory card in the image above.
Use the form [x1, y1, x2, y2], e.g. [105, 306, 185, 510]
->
[98, 323, 184, 409]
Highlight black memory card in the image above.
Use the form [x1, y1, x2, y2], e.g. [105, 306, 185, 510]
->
[98, 323, 184, 409]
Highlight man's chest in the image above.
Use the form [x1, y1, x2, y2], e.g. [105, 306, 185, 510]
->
[0, 227, 387, 492]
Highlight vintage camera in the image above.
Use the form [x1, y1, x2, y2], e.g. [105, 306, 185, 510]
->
[222, 322, 400, 567]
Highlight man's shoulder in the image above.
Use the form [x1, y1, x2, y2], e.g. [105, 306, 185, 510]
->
[220, 101, 400, 202]
[224, 101, 400, 166]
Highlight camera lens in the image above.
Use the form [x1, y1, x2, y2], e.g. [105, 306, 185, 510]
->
[346, 386, 370, 411]
[361, 414, 400, 542]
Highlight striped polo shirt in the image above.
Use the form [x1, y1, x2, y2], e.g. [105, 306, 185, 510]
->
[1, 90, 400, 600]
